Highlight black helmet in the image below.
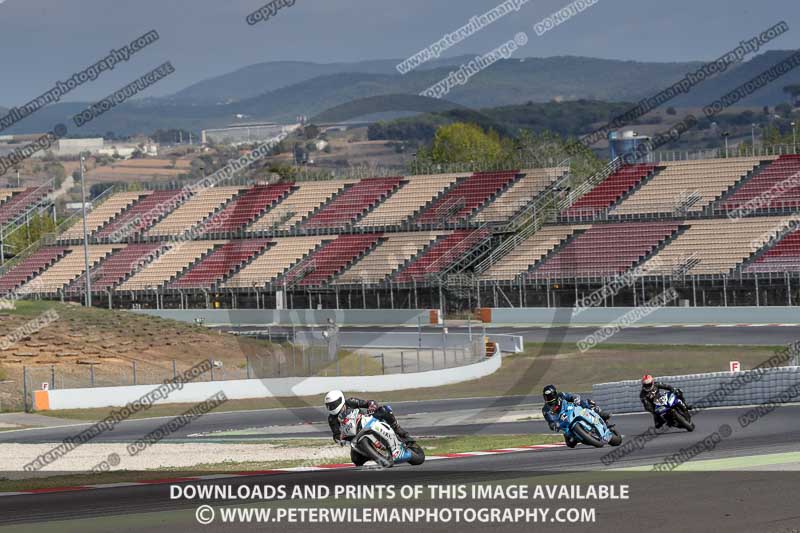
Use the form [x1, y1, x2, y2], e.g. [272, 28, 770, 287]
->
[543, 385, 558, 407]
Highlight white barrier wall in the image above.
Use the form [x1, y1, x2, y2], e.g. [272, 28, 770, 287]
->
[295, 331, 524, 353]
[42, 354, 501, 410]
[131, 309, 439, 326]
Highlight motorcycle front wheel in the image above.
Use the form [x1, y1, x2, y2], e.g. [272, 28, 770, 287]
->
[350, 448, 369, 466]
[572, 424, 605, 448]
[672, 409, 695, 432]
[608, 427, 623, 446]
[407, 442, 425, 465]
[357, 437, 393, 467]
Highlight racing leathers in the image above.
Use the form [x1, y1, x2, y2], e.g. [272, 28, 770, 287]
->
[640, 382, 688, 428]
[328, 397, 413, 444]
[542, 392, 612, 447]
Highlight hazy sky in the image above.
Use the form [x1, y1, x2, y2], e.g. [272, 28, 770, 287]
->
[0, 0, 796, 104]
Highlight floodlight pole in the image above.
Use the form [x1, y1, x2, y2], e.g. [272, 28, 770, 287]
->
[80, 155, 92, 307]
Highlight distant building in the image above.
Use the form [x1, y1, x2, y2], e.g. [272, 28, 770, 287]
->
[53, 138, 105, 156]
[201, 122, 300, 146]
[97, 142, 158, 159]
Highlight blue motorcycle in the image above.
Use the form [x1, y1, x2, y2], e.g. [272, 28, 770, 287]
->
[653, 391, 694, 432]
[557, 401, 622, 448]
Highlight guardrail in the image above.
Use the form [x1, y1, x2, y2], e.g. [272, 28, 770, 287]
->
[592, 365, 800, 414]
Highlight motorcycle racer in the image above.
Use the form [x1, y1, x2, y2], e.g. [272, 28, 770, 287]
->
[542, 384, 613, 447]
[640, 374, 692, 428]
[325, 390, 414, 444]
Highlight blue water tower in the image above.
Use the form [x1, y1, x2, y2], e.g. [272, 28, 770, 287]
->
[609, 130, 652, 163]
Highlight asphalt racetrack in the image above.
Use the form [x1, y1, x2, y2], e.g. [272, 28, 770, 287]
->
[1, 403, 799, 531]
[1, 325, 798, 532]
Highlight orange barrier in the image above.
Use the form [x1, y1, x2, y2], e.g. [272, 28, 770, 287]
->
[34, 390, 50, 411]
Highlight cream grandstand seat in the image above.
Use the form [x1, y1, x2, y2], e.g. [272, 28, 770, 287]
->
[59, 192, 145, 240]
[612, 157, 776, 216]
[475, 167, 567, 223]
[146, 187, 241, 237]
[117, 241, 224, 291]
[481, 225, 589, 280]
[0, 189, 24, 205]
[335, 231, 443, 283]
[223, 236, 325, 288]
[27, 245, 119, 293]
[641, 216, 795, 275]
[248, 181, 353, 232]
[356, 174, 463, 227]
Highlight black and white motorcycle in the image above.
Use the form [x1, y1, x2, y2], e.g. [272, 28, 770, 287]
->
[339, 409, 425, 468]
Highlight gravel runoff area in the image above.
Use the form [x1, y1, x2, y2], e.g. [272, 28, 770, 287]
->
[0, 442, 351, 479]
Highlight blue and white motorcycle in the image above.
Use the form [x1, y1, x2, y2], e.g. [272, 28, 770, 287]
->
[653, 391, 694, 432]
[557, 401, 622, 448]
[338, 409, 425, 468]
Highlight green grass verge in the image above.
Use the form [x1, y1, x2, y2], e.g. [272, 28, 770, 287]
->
[0, 434, 558, 492]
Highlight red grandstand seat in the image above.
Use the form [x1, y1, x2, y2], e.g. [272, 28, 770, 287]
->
[563, 164, 657, 218]
[168, 239, 273, 289]
[393, 228, 490, 282]
[302, 177, 404, 229]
[529, 221, 681, 278]
[719, 155, 800, 212]
[415, 171, 518, 225]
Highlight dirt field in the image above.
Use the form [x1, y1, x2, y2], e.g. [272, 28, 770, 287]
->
[0, 301, 279, 410]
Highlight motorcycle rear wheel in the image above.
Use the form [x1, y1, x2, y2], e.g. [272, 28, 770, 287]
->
[572, 424, 605, 448]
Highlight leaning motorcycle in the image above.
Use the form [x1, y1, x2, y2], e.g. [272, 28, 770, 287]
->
[653, 391, 694, 431]
[557, 402, 622, 448]
[339, 409, 425, 468]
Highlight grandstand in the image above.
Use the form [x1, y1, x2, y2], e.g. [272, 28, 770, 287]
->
[0, 186, 53, 227]
[3, 152, 800, 310]
[60, 192, 146, 241]
[146, 187, 241, 237]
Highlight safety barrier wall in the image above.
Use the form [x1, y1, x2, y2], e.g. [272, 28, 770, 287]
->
[38, 354, 501, 410]
[294, 331, 523, 353]
[591, 366, 800, 413]
[131, 309, 439, 326]
[479, 307, 800, 325]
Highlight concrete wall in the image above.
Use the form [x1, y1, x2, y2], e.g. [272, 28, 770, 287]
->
[480, 307, 800, 325]
[131, 309, 439, 327]
[40, 354, 501, 410]
[294, 331, 523, 353]
[591, 366, 800, 414]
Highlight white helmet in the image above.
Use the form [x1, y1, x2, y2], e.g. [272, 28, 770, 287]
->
[324, 390, 345, 415]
